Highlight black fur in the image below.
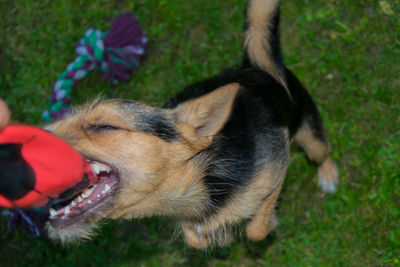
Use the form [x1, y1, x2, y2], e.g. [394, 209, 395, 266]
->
[166, 68, 303, 136]
[284, 68, 327, 143]
[139, 113, 179, 142]
[164, 67, 324, 214]
[165, 69, 283, 212]
[120, 101, 179, 142]
[162, 1, 326, 214]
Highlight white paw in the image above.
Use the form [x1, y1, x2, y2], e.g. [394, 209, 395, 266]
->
[317, 158, 339, 193]
[318, 178, 338, 193]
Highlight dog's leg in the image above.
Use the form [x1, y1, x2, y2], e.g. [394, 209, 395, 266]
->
[245, 182, 282, 241]
[294, 121, 339, 193]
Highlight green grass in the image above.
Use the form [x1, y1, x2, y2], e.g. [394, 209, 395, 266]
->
[1, 0, 399, 266]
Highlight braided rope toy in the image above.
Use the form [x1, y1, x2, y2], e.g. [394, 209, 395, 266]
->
[2, 12, 146, 236]
[42, 12, 147, 122]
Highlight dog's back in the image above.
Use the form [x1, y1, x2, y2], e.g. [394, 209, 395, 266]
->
[163, 0, 339, 247]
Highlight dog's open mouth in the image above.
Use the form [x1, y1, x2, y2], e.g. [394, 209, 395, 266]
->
[47, 160, 119, 223]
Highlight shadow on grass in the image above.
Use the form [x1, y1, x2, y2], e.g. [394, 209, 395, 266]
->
[245, 231, 277, 258]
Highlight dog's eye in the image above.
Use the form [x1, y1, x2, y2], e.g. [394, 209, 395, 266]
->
[86, 125, 120, 132]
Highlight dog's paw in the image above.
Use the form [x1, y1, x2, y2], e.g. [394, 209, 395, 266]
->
[318, 178, 338, 193]
[246, 213, 278, 241]
[182, 224, 212, 249]
[317, 157, 339, 193]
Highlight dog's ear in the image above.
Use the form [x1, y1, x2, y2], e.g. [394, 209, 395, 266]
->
[173, 83, 241, 149]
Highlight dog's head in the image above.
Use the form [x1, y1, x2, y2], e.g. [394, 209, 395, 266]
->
[44, 83, 240, 243]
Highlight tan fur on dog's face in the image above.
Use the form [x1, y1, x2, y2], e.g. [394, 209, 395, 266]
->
[45, 84, 240, 243]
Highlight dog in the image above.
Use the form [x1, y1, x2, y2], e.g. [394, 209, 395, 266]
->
[44, 0, 339, 249]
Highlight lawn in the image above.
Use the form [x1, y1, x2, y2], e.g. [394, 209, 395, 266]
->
[1, 0, 399, 266]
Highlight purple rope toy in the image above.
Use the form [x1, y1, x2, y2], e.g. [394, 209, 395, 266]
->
[42, 12, 147, 122]
[3, 12, 146, 237]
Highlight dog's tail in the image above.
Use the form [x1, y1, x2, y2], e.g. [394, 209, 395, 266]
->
[244, 0, 287, 90]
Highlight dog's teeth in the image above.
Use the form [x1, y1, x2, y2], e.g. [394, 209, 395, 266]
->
[77, 196, 83, 202]
[82, 186, 96, 198]
[100, 165, 111, 173]
[93, 164, 101, 174]
[97, 194, 101, 198]
[70, 201, 76, 207]
[49, 208, 57, 217]
[101, 190, 106, 194]
[88, 200, 92, 204]
[65, 206, 70, 215]
[91, 162, 111, 174]
[81, 190, 90, 199]
[104, 184, 111, 193]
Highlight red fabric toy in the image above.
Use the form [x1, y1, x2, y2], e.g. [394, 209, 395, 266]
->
[0, 125, 95, 208]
